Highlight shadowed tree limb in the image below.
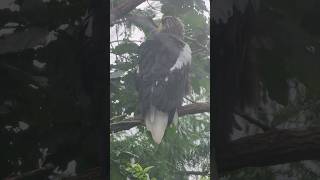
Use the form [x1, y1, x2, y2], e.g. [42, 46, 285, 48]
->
[218, 127, 320, 173]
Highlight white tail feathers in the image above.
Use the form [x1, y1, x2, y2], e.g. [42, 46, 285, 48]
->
[145, 105, 168, 144]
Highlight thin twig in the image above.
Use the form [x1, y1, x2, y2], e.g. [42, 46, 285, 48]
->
[110, 39, 143, 44]
[146, 0, 160, 12]
[184, 97, 197, 104]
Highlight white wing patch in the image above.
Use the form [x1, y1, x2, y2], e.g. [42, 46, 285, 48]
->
[170, 44, 192, 71]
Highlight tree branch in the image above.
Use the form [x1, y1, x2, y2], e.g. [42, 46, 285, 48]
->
[110, 0, 146, 26]
[146, 0, 160, 11]
[110, 102, 210, 133]
[218, 127, 320, 173]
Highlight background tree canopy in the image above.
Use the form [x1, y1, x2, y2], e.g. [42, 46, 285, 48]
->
[110, 0, 210, 180]
[0, 0, 107, 179]
[213, 0, 320, 179]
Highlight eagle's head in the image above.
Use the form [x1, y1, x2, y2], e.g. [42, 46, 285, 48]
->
[159, 16, 185, 39]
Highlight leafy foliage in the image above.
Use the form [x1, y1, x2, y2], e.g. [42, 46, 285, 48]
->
[125, 163, 155, 180]
[0, 0, 101, 178]
[218, 0, 320, 179]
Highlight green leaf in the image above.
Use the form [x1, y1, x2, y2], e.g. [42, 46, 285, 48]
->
[144, 166, 154, 173]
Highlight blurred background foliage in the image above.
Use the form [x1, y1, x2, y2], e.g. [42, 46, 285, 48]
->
[0, 0, 101, 179]
[214, 0, 320, 179]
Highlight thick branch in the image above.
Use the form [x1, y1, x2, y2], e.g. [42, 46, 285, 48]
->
[110, 103, 210, 133]
[110, 0, 146, 26]
[218, 127, 320, 173]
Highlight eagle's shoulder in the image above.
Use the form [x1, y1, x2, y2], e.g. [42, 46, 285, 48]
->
[138, 32, 192, 72]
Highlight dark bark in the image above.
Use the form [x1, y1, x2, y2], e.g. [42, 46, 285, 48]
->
[218, 127, 320, 173]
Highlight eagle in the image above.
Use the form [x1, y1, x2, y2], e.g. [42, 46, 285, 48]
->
[136, 16, 192, 144]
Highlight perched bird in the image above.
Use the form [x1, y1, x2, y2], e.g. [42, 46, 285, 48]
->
[136, 16, 192, 144]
